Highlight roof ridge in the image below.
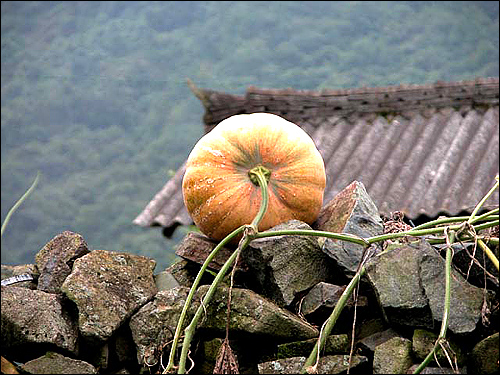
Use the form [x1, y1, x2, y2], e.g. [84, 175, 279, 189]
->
[246, 77, 499, 97]
[197, 77, 498, 128]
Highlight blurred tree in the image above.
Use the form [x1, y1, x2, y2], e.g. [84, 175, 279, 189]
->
[1, 1, 498, 269]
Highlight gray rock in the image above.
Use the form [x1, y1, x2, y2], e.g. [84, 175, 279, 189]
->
[420, 247, 484, 334]
[365, 242, 434, 328]
[357, 328, 399, 353]
[258, 354, 368, 374]
[300, 281, 368, 318]
[469, 332, 499, 374]
[366, 239, 484, 334]
[130, 284, 319, 366]
[300, 282, 345, 316]
[35, 231, 90, 294]
[355, 317, 387, 341]
[373, 336, 412, 374]
[192, 337, 263, 374]
[412, 329, 465, 367]
[407, 364, 467, 374]
[176, 231, 246, 271]
[276, 334, 349, 359]
[258, 357, 307, 374]
[154, 270, 180, 291]
[21, 351, 97, 374]
[242, 220, 333, 307]
[1, 286, 78, 353]
[196, 284, 319, 340]
[129, 286, 191, 366]
[164, 258, 213, 287]
[436, 242, 499, 290]
[316, 181, 384, 276]
[61, 250, 157, 341]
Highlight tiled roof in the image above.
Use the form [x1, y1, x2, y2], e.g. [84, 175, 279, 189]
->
[134, 78, 499, 232]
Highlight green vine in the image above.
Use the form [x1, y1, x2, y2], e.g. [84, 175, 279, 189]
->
[163, 174, 499, 374]
[164, 166, 270, 374]
[413, 228, 456, 373]
[163, 225, 246, 373]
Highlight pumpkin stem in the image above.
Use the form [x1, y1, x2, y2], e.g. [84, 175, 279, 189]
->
[248, 165, 271, 186]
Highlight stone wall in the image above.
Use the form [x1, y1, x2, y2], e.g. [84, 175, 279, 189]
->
[1, 181, 498, 374]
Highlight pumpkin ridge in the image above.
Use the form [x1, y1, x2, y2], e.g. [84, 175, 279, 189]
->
[268, 183, 303, 211]
[225, 138, 263, 169]
[218, 184, 262, 233]
[201, 180, 261, 238]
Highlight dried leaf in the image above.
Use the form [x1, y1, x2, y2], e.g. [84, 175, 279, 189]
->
[213, 338, 239, 374]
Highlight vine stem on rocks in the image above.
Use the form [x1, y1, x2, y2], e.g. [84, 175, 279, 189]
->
[166, 173, 498, 374]
[413, 229, 456, 374]
[169, 165, 270, 374]
[163, 225, 245, 373]
[301, 266, 366, 374]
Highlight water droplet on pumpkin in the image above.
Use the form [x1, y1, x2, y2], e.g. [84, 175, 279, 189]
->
[205, 147, 224, 158]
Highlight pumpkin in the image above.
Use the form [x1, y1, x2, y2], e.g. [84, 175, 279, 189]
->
[182, 112, 326, 242]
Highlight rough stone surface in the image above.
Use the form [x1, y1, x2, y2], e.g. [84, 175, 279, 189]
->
[1, 286, 78, 353]
[130, 284, 319, 366]
[35, 231, 90, 294]
[440, 242, 499, 290]
[357, 328, 399, 354]
[469, 332, 499, 374]
[196, 284, 319, 340]
[129, 286, 191, 366]
[412, 329, 465, 366]
[154, 270, 180, 291]
[242, 220, 333, 307]
[258, 354, 368, 374]
[354, 318, 387, 341]
[420, 246, 484, 334]
[407, 364, 467, 374]
[0, 186, 497, 374]
[367, 239, 485, 334]
[20, 351, 97, 374]
[300, 281, 368, 318]
[300, 282, 344, 316]
[365, 242, 434, 328]
[176, 231, 247, 271]
[373, 336, 412, 374]
[192, 337, 266, 374]
[276, 334, 349, 359]
[316, 181, 384, 276]
[164, 258, 213, 287]
[61, 250, 157, 341]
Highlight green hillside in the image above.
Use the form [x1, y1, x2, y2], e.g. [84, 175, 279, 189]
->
[1, 1, 498, 271]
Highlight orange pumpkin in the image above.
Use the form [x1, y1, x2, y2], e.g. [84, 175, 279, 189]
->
[182, 113, 326, 242]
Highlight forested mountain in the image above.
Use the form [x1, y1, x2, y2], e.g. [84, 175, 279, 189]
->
[1, 1, 499, 271]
